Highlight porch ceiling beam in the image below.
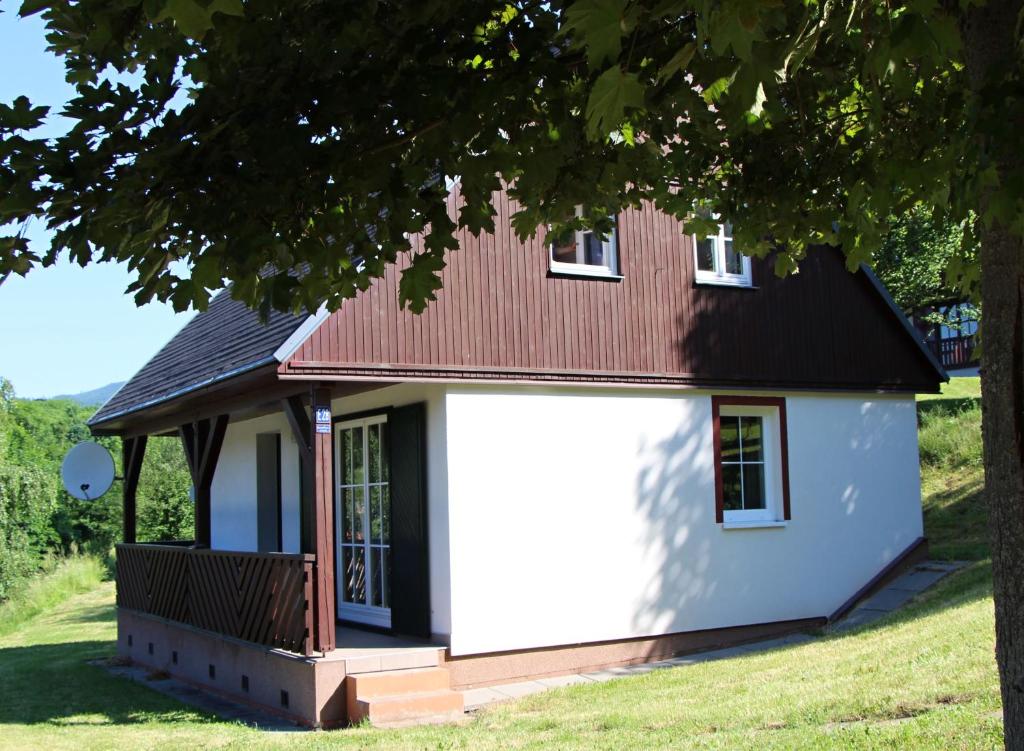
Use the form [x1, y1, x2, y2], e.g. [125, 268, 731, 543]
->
[99, 379, 311, 439]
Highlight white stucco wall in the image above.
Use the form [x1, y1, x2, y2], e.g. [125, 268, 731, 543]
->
[209, 383, 923, 657]
[210, 411, 302, 553]
[443, 386, 924, 656]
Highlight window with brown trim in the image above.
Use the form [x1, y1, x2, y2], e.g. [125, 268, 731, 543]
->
[711, 396, 791, 526]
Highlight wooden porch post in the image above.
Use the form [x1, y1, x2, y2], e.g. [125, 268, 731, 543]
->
[311, 386, 336, 652]
[179, 414, 229, 548]
[121, 435, 147, 544]
[283, 386, 336, 652]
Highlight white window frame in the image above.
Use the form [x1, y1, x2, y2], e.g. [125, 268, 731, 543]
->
[718, 404, 784, 525]
[549, 206, 620, 278]
[693, 223, 752, 287]
[334, 413, 391, 629]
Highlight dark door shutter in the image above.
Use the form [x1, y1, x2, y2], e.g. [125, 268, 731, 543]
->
[387, 402, 431, 638]
[256, 433, 282, 552]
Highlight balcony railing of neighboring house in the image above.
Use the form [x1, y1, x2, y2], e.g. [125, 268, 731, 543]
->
[930, 334, 978, 371]
[116, 543, 316, 656]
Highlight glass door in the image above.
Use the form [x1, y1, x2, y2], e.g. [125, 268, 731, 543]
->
[335, 414, 391, 628]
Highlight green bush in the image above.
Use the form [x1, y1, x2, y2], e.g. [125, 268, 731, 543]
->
[137, 436, 193, 542]
[0, 528, 39, 602]
[0, 465, 61, 600]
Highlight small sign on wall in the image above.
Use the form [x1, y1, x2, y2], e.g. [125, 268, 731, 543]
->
[315, 406, 331, 434]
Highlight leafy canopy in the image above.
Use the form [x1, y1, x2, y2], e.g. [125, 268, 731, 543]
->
[874, 206, 973, 313]
[0, 0, 1011, 315]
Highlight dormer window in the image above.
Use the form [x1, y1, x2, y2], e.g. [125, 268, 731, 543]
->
[549, 207, 620, 279]
[694, 222, 752, 287]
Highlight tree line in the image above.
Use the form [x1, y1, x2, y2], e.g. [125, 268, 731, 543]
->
[0, 377, 192, 601]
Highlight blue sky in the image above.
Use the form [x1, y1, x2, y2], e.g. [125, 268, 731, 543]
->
[0, 5, 195, 399]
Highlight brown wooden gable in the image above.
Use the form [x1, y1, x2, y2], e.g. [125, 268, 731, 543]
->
[281, 188, 943, 392]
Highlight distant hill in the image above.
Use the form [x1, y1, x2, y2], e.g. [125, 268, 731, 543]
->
[52, 381, 125, 407]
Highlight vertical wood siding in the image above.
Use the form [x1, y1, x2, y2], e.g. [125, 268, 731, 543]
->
[283, 188, 939, 391]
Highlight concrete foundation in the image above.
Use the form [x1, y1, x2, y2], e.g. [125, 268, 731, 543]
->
[116, 609, 443, 728]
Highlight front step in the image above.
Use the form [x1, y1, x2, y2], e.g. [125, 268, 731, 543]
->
[346, 667, 465, 727]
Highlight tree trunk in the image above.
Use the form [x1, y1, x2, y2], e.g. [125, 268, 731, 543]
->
[962, 1, 1024, 747]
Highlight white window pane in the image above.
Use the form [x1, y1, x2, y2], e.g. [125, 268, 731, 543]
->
[722, 463, 742, 510]
[368, 424, 381, 483]
[341, 429, 353, 484]
[370, 486, 383, 544]
[348, 546, 366, 605]
[720, 416, 741, 459]
[739, 417, 763, 462]
[371, 548, 384, 608]
[743, 464, 767, 510]
[552, 238, 576, 264]
[342, 488, 355, 543]
[724, 240, 744, 275]
[352, 426, 364, 484]
[352, 486, 365, 543]
[582, 231, 606, 266]
[697, 238, 716, 272]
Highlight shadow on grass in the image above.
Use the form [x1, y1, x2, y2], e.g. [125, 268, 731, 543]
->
[0, 639, 219, 727]
[923, 475, 989, 561]
[65, 603, 119, 625]
[917, 396, 981, 418]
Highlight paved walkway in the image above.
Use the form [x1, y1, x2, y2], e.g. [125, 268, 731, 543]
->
[462, 560, 966, 711]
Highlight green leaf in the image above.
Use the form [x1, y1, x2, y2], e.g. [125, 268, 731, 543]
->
[208, 0, 244, 17]
[709, 5, 756, 61]
[399, 251, 446, 312]
[746, 80, 767, 122]
[0, 96, 48, 130]
[158, 0, 215, 39]
[702, 72, 736, 104]
[563, 0, 629, 71]
[585, 66, 645, 139]
[657, 41, 696, 83]
[18, 0, 54, 17]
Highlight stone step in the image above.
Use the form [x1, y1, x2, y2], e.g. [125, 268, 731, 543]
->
[342, 648, 442, 675]
[347, 666, 452, 699]
[350, 688, 465, 728]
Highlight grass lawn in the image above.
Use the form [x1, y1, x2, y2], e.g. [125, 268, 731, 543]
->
[0, 377, 1000, 750]
[917, 377, 986, 560]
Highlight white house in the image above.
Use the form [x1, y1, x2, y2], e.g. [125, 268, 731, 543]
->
[90, 189, 945, 727]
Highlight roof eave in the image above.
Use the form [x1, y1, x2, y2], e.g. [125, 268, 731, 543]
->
[87, 305, 329, 431]
[859, 263, 950, 385]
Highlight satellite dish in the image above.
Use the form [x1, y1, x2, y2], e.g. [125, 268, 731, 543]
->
[61, 442, 116, 501]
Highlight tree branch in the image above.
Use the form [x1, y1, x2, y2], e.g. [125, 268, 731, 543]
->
[364, 119, 447, 156]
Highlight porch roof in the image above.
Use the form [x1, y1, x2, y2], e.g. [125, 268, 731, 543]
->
[89, 290, 324, 429]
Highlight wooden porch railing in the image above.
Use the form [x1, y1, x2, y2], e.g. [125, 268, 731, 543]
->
[931, 335, 977, 370]
[116, 543, 316, 656]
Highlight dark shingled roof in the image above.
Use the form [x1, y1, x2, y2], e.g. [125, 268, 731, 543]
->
[89, 291, 310, 426]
